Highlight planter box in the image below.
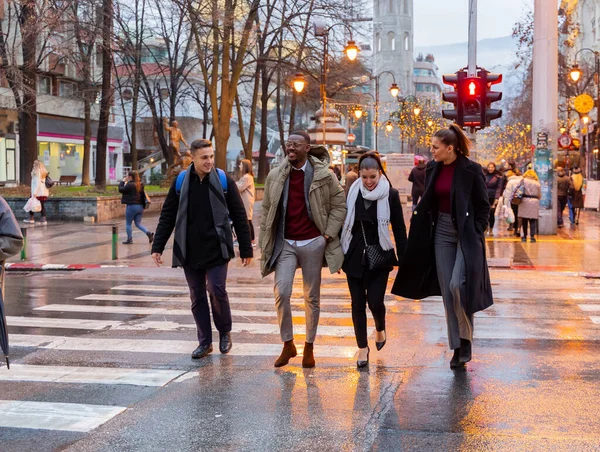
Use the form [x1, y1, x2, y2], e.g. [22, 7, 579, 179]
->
[6, 194, 167, 222]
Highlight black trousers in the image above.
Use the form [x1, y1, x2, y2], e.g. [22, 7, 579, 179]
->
[522, 218, 537, 238]
[488, 197, 496, 229]
[184, 263, 231, 346]
[248, 220, 255, 241]
[347, 271, 389, 348]
[557, 196, 568, 226]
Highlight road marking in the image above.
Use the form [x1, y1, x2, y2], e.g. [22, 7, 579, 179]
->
[591, 317, 600, 325]
[35, 304, 354, 319]
[75, 294, 396, 306]
[0, 364, 184, 387]
[570, 294, 600, 300]
[11, 334, 357, 358]
[577, 304, 600, 312]
[7, 316, 364, 337]
[0, 400, 126, 432]
[112, 284, 352, 296]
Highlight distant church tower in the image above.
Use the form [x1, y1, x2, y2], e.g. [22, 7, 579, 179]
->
[372, 0, 414, 154]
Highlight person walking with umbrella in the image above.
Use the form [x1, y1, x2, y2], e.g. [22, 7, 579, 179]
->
[0, 196, 24, 368]
[392, 125, 493, 369]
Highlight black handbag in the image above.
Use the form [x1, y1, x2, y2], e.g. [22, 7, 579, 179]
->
[45, 176, 55, 189]
[360, 221, 397, 270]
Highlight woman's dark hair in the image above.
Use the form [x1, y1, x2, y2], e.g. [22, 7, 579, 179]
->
[358, 151, 391, 184]
[129, 170, 142, 193]
[433, 124, 471, 157]
[240, 159, 253, 176]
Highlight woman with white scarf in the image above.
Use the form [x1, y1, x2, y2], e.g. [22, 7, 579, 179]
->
[341, 152, 407, 368]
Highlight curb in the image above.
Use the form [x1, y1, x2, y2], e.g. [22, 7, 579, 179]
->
[5, 263, 132, 272]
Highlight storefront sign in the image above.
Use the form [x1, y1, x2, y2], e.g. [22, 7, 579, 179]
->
[533, 146, 552, 210]
[385, 153, 414, 196]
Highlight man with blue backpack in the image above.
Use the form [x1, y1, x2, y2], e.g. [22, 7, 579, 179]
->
[151, 138, 253, 360]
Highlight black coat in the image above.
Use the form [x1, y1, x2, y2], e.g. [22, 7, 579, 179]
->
[392, 156, 493, 316]
[408, 164, 426, 200]
[342, 187, 407, 278]
[119, 181, 145, 205]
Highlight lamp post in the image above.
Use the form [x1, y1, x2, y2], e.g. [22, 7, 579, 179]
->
[570, 48, 600, 179]
[396, 95, 420, 153]
[371, 71, 400, 151]
[314, 22, 360, 146]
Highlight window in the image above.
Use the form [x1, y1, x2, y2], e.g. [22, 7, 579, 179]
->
[59, 81, 76, 97]
[388, 32, 395, 51]
[376, 33, 381, 52]
[403, 0, 409, 14]
[404, 33, 410, 51]
[389, 0, 393, 13]
[416, 84, 424, 92]
[38, 76, 51, 95]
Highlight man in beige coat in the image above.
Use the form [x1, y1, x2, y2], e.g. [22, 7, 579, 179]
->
[260, 130, 346, 368]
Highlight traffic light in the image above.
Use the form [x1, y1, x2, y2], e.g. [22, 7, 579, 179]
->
[462, 76, 483, 128]
[479, 70, 502, 126]
[442, 72, 463, 124]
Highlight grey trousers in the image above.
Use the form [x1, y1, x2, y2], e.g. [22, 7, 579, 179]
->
[274, 236, 326, 343]
[434, 213, 474, 350]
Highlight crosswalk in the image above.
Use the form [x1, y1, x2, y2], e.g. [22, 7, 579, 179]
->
[1, 276, 376, 438]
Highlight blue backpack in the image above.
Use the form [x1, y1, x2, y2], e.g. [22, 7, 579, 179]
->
[175, 168, 228, 196]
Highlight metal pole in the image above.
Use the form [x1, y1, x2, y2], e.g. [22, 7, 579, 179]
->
[468, 0, 477, 77]
[596, 53, 599, 179]
[375, 76, 379, 151]
[20, 227, 26, 261]
[112, 225, 118, 260]
[322, 33, 328, 146]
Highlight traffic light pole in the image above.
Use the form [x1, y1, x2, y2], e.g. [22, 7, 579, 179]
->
[468, 0, 477, 77]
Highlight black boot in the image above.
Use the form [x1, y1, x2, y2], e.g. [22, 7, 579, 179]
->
[450, 348, 463, 369]
[147, 231, 155, 244]
[459, 339, 472, 364]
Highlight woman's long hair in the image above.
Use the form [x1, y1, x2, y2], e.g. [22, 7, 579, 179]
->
[129, 170, 142, 193]
[433, 124, 471, 157]
[240, 159, 253, 177]
[358, 151, 391, 184]
[32, 160, 49, 179]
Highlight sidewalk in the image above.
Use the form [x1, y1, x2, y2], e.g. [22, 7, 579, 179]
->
[6, 204, 600, 273]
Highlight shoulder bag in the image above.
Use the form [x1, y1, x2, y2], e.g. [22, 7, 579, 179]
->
[360, 221, 397, 271]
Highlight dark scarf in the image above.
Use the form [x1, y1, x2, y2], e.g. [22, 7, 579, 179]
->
[172, 164, 232, 267]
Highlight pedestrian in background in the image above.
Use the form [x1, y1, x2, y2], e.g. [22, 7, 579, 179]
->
[502, 169, 523, 237]
[408, 157, 426, 210]
[260, 130, 346, 369]
[518, 170, 542, 243]
[484, 162, 503, 235]
[392, 124, 493, 370]
[152, 139, 253, 359]
[345, 164, 359, 197]
[341, 152, 406, 368]
[556, 166, 570, 228]
[569, 166, 584, 225]
[237, 159, 256, 246]
[24, 160, 50, 226]
[119, 170, 154, 245]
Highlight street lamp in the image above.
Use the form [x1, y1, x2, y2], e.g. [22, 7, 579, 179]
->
[292, 73, 306, 93]
[427, 120, 434, 127]
[385, 121, 393, 133]
[413, 106, 421, 116]
[570, 63, 582, 83]
[344, 40, 359, 61]
[389, 83, 400, 98]
[560, 126, 567, 134]
[370, 71, 400, 151]
[583, 115, 590, 125]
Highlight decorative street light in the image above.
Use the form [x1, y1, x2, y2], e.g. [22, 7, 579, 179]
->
[569, 63, 582, 83]
[370, 71, 400, 151]
[385, 121, 394, 133]
[292, 73, 306, 93]
[413, 106, 421, 116]
[389, 83, 400, 98]
[352, 105, 364, 120]
[344, 40, 359, 61]
[427, 120, 434, 127]
[582, 115, 590, 125]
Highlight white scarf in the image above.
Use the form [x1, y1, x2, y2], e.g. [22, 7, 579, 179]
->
[341, 176, 394, 253]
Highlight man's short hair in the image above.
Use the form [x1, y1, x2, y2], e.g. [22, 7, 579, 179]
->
[190, 139, 213, 153]
[289, 130, 311, 144]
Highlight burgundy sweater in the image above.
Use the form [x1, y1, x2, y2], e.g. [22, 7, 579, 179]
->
[285, 169, 321, 240]
[434, 160, 457, 214]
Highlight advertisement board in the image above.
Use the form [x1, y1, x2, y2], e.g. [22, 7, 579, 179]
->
[385, 154, 414, 196]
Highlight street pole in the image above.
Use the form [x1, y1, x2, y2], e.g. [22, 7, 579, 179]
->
[374, 76, 379, 151]
[321, 33, 328, 146]
[532, 0, 558, 235]
[468, 0, 477, 77]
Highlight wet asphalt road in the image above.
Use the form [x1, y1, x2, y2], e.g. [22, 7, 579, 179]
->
[1, 264, 600, 451]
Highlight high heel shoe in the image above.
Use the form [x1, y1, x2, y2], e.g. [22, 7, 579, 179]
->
[376, 331, 386, 351]
[356, 347, 370, 368]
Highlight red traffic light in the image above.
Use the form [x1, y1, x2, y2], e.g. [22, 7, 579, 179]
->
[468, 81, 477, 96]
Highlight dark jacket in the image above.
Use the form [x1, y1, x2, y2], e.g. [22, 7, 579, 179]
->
[151, 167, 252, 267]
[0, 196, 23, 261]
[392, 156, 493, 316]
[485, 172, 503, 200]
[557, 173, 570, 197]
[119, 181, 145, 205]
[408, 163, 426, 200]
[342, 187, 407, 279]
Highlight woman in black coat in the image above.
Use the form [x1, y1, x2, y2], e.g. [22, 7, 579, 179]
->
[341, 152, 407, 368]
[392, 125, 493, 369]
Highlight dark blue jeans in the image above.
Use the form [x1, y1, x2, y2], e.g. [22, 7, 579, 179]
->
[125, 204, 149, 240]
[184, 264, 231, 346]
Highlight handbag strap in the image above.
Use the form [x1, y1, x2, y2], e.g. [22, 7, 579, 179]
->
[360, 221, 370, 246]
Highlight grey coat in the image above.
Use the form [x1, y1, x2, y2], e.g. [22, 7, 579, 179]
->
[0, 197, 23, 261]
[517, 178, 542, 220]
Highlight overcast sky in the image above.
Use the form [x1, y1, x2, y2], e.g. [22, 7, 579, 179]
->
[413, 0, 533, 47]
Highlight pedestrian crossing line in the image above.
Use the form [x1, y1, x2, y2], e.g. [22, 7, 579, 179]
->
[111, 284, 351, 296]
[11, 334, 358, 358]
[7, 316, 366, 337]
[591, 317, 600, 325]
[577, 304, 600, 312]
[35, 304, 355, 319]
[0, 364, 185, 387]
[75, 294, 397, 307]
[571, 294, 600, 300]
[0, 400, 126, 432]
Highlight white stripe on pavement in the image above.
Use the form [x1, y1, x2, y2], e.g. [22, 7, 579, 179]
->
[11, 334, 357, 358]
[0, 400, 126, 432]
[36, 304, 354, 319]
[7, 316, 363, 337]
[112, 284, 352, 296]
[571, 294, 600, 300]
[577, 304, 600, 312]
[590, 316, 600, 324]
[0, 364, 184, 387]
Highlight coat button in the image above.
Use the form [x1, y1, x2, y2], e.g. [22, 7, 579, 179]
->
[466, 212, 469, 216]
[413, 210, 418, 215]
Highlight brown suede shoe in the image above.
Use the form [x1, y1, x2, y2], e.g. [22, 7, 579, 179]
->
[302, 342, 315, 368]
[274, 340, 297, 367]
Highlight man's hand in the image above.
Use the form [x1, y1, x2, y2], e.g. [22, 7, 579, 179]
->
[152, 252, 163, 267]
[242, 257, 252, 267]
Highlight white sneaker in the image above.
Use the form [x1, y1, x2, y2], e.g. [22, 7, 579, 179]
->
[23, 219, 35, 224]
[40, 220, 48, 225]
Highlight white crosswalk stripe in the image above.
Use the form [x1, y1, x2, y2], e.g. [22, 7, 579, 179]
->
[577, 304, 600, 324]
